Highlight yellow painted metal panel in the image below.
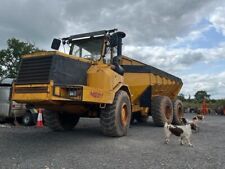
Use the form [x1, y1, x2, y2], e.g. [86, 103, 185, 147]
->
[22, 51, 92, 64]
[82, 86, 114, 104]
[124, 72, 182, 102]
[124, 73, 150, 103]
[12, 93, 50, 102]
[87, 64, 124, 91]
[12, 82, 115, 104]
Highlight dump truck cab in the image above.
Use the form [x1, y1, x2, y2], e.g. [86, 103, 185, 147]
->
[12, 29, 183, 137]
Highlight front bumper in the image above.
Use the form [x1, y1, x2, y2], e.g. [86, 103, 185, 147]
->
[12, 81, 114, 104]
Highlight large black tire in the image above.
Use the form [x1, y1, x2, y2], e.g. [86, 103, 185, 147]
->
[100, 90, 131, 137]
[151, 96, 173, 127]
[172, 99, 184, 125]
[43, 110, 80, 131]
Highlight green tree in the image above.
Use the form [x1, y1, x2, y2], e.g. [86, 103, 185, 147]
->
[177, 93, 185, 101]
[0, 38, 40, 79]
[194, 90, 210, 102]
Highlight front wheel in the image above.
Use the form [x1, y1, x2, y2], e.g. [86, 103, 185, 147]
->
[43, 111, 80, 131]
[100, 90, 131, 137]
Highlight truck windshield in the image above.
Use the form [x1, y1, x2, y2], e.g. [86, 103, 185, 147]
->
[70, 36, 104, 61]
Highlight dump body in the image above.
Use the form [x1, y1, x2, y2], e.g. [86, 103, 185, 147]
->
[121, 56, 182, 109]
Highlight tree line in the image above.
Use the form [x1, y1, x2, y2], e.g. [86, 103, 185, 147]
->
[178, 90, 211, 103]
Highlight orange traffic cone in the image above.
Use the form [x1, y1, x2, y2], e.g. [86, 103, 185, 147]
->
[36, 108, 44, 128]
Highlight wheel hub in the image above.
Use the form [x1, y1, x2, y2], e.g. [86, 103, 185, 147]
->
[24, 116, 30, 124]
[121, 104, 128, 127]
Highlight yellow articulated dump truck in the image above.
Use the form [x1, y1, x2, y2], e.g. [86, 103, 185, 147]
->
[12, 29, 183, 137]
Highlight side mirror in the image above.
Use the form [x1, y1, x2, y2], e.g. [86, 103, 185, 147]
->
[51, 38, 61, 50]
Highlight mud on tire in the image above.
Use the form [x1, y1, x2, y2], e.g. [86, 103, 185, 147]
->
[151, 96, 173, 127]
[100, 90, 131, 137]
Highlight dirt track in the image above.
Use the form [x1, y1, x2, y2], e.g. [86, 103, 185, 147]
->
[0, 113, 224, 169]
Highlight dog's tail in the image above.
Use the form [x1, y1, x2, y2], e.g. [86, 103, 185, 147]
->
[164, 122, 169, 129]
[192, 116, 199, 124]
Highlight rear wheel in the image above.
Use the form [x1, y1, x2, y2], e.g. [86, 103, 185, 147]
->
[43, 111, 80, 131]
[22, 111, 35, 126]
[172, 99, 184, 125]
[151, 96, 173, 127]
[100, 90, 131, 137]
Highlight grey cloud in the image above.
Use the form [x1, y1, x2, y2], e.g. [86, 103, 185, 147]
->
[0, 0, 66, 48]
[63, 0, 221, 45]
[209, 7, 225, 35]
[177, 52, 204, 65]
[124, 43, 225, 75]
[1, 0, 223, 49]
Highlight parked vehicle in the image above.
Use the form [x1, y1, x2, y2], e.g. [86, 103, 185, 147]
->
[0, 78, 37, 125]
[12, 29, 183, 136]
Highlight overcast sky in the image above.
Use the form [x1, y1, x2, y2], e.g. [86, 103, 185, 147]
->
[1, 0, 225, 99]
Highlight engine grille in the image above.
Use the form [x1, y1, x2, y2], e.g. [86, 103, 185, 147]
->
[16, 56, 52, 84]
[14, 87, 48, 93]
[16, 55, 91, 85]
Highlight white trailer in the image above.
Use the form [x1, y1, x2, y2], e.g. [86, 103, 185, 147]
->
[0, 78, 37, 125]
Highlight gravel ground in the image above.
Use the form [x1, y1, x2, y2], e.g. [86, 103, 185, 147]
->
[0, 113, 224, 169]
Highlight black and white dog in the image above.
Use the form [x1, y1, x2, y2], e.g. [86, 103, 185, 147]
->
[182, 117, 199, 132]
[164, 119, 197, 146]
[192, 115, 204, 124]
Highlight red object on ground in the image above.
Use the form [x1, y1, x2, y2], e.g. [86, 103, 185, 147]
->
[36, 108, 44, 128]
[201, 98, 208, 115]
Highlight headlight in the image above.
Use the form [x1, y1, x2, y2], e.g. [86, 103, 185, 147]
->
[67, 87, 83, 100]
[54, 86, 82, 100]
[68, 89, 77, 97]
